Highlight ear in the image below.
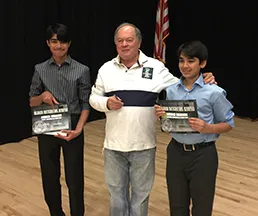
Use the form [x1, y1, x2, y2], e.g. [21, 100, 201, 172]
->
[46, 40, 50, 47]
[138, 40, 142, 49]
[200, 60, 207, 68]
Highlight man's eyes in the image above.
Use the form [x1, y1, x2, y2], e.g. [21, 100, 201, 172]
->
[179, 59, 195, 63]
[49, 39, 67, 44]
[117, 39, 134, 43]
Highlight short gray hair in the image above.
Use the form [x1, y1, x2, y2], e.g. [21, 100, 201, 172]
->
[114, 22, 142, 43]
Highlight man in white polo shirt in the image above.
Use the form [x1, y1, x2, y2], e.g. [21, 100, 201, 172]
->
[89, 22, 215, 216]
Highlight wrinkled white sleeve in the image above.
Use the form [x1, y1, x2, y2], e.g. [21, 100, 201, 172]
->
[89, 71, 110, 112]
[156, 62, 179, 92]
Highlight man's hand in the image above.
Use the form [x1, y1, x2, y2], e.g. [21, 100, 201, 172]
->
[107, 95, 124, 110]
[154, 104, 166, 120]
[55, 129, 82, 141]
[203, 72, 217, 85]
[41, 91, 59, 109]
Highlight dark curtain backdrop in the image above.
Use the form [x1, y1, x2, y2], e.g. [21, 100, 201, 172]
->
[0, 0, 257, 144]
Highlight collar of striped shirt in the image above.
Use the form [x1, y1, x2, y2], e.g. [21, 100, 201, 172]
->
[48, 55, 72, 65]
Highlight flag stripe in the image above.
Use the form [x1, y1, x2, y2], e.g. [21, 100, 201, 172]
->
[154, 0, 169, 64]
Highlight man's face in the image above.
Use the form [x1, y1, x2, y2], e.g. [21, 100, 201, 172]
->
[115, 26, 141, 62]
[178, 54, 206, 80]
[46, 34, 71, 59]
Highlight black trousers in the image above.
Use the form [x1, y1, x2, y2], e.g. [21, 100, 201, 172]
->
[166, 139, 218, 216]
[37, 115, 84, 216]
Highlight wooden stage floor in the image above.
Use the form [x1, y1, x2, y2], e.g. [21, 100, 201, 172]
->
[0, 116, 258, 216]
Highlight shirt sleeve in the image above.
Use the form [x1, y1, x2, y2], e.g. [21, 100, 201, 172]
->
[156, 62, 179, 93]
[212, 90, 235, 128]
[29, 66, 44, 99]
[89, 69, 110, 113]
[78, 66, 91, 111]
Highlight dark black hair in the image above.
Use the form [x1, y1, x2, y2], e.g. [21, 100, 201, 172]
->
[46, 23, 71, 43]
[177, 40, 208, 63]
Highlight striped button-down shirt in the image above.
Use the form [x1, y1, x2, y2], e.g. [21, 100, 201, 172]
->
[29, 55, 91, 114]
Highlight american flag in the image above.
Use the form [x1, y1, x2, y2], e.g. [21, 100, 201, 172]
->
[153, 0, 169, 64]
